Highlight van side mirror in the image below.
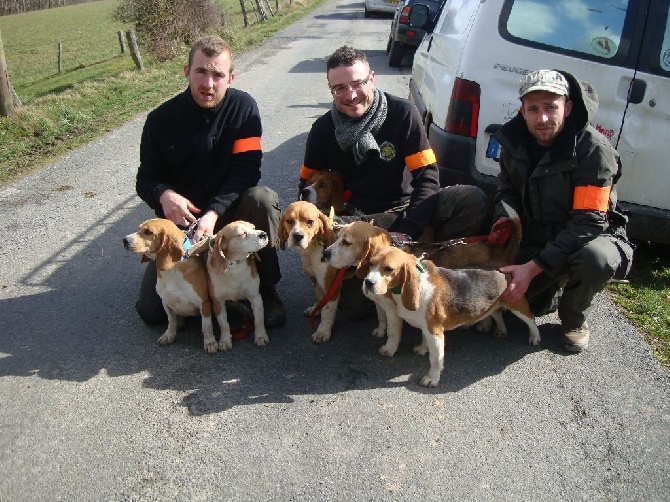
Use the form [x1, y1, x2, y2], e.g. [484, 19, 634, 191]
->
[409, 4, 430, 28]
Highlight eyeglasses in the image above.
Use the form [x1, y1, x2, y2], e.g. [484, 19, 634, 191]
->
[329, 73, 372, 97]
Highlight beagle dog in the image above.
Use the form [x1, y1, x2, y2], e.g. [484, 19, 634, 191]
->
[123, 218, 217, 353]
[321, 221, 401, 348]
[299, 170, 347, 215]
[363, 246, 540, 387]
[279, 201, 341, 343]
[189, 220, 270, 349]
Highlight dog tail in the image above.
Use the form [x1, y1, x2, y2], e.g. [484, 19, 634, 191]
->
[500, 201, 522, 265]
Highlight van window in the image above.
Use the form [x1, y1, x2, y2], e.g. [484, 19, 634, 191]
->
[501, 0, 635, 62]
[655, 4, 670, 72]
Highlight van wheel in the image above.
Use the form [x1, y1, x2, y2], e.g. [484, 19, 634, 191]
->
[388, 40, 405, 67]
[386, 35, 392, 53]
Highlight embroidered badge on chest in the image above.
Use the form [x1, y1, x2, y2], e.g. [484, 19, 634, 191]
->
[379, 141, 396, 162]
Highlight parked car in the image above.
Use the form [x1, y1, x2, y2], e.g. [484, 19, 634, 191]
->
[408, 0, 670, 244]
[386, 0, 443, 67]
[364, 0, 399, 18]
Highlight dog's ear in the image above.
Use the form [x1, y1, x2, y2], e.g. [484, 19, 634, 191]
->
[330, 176, 345, 213]
[278, 213, 289, 250]
[209, 232, 229, 275]
[187, 236, 211, 257]
[155, 229, 183, 271]
[400, 258, 420, 312]
[368, 230, 391, 256]
[355, 238, 374, 279]
[317, 212, 337, 246]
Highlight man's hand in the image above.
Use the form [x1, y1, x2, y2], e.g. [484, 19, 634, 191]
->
[193, 211, 218, 242]
[499, 260, 543, 304]
[159, 189, 201, 227]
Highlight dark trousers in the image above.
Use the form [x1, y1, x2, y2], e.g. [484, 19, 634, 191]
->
[521, 232, 634, 328]
[136, 186, 282, 325]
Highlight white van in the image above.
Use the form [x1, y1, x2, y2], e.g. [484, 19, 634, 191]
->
[408, 0, 670, 244]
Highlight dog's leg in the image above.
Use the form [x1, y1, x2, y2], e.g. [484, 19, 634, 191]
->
[248, 294, 269, 347]
[412, 333, 429, 356]
[213, 300, 233, 351]
[303, 283, 324, 317]
[508, 310, 541, 346]
[489, 310, 508, 339]
[420, 331, 445, 388]
[157, 303, 179, 346]
[371, 303, 387, 338]
[379, 308, 404, 357]
[312, 298, 338, 344]
[201, 314, 218, 354]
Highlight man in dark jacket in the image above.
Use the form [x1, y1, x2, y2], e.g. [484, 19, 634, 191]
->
[493, 69, 634, 352]
[300, 45, 488, 318]
[135, 35, 285, 328]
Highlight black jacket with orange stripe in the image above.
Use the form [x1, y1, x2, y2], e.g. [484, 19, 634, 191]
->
[137, 87, 263, 219]
[300, 93, 440, 238]
[493, 71, 625, 278]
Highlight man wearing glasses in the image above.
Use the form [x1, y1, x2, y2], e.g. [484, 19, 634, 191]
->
[299, 45, 488, 319]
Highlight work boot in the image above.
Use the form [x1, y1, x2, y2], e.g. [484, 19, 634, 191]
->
[260, 285, 286, 328]
[560, 322, 590, 353]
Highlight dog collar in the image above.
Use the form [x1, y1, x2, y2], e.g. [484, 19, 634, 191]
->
[390, 259, 425, 294]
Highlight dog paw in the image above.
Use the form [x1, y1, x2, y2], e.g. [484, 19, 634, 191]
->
[303, 305, 315, 317]
[419, 375, 439, 388]
[371, 326, 386, 338]
[311, 331, 331, 344]
[474, 317, 493, 333]
[493, 327, 508, 339]
[379, 344, 397, 357]
[412, 344, 428, 356]
[218, 336, 233, 351]
[254, 334, 270, 347]
[205, 342, 218, 354]
[529, 334, 541, 346]
[157, 333, 175, 346]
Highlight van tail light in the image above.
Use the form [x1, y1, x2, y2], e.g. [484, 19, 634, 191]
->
[399, 6, 411, 23]
[445, 78, 480, 138]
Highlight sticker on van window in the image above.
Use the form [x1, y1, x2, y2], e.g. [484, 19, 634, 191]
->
[663, 49, 670, 71]
[486, 136, 500, 160]
[592, 37, 617, 57]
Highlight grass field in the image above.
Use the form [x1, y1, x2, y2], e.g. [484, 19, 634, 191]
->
[0, 0, 669, 368]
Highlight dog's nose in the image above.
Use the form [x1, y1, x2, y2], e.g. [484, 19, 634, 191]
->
[293, 233, 304, 243]
[122, 237, 130, 250]
[259, 231, 268, 240]
[322, 248, 331, 261]
[364, 278, 374, 290]
[299, 188, 309, 201]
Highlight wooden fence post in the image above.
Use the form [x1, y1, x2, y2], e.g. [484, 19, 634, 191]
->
[58, 41, 62, 74]
[239, 0, 249, 27]
[125, 30, 144, 70]
[118, 30, 126, 53]
[255, 0, 267, 20]
[0, 30, 15, 117]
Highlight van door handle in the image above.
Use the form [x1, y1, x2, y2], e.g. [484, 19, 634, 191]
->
[427, 35, 433, 52]
[628, 79, 646, 104]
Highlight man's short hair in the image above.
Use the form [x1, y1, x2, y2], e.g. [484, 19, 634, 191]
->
[326, 45, 369, 71]
[519, 70, 569, 99]
[188, 35, 234, 71]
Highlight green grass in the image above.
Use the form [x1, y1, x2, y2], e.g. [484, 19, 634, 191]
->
[609, 242, 670, 367]
[0, 0, 669, 371]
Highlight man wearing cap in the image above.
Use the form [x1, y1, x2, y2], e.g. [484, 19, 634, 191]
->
[491, 69, 634, 352]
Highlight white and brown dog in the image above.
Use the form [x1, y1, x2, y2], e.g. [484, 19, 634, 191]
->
[189, 220, 270, 349]
[299, 170, 347, 215]
[279, 200, 341, 343]
[123, 218, 218, 353]
[363, 245, 540, 387]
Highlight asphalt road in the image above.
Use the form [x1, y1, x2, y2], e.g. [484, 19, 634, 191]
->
[1, 1, 669, 500]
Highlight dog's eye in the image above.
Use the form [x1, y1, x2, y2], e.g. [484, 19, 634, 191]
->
[286, 219, 294, 225]
[306, 219, 315, 227]
[318, 182, 327, 189]
[142, 229, 153, 236]
[383, 266, 394, 273]
[342, 239, 351, 247]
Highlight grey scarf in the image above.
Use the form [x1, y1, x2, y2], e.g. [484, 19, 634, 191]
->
[332, 87, 388, 165]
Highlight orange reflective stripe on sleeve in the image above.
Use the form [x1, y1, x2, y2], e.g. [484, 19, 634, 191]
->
[573, 185, 611, 211]
[300, 165, 317, 180]
[232, 136, 261, 154]
[405, 148, 437, 171]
